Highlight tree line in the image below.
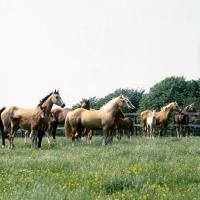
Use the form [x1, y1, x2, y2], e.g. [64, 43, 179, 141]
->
[69, 76, 200, 114]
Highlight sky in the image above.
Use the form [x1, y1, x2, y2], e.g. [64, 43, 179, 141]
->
[0, 0, 200, 109]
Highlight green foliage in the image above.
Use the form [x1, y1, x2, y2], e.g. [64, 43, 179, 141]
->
[139, 77, 200, 112]
[68, 77, 199, 113]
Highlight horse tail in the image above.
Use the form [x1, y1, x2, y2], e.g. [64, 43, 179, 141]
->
[0, 107, 6, 132]
[64, 112, 71, 138]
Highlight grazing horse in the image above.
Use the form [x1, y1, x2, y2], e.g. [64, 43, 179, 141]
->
[146, 110, 156, 139]
[175, 103, 196, 137]
[141, 102, 181, 137]
[46, 99, 90, 143]
[65, 95, 130, 146]
[10, 106, 46, 148]
[0, 90, 65, 149]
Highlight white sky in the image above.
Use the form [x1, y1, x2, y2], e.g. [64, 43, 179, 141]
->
[0, 0, 200, 108]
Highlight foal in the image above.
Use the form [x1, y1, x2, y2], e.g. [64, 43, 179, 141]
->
[10, 106, 46, 148]
[146, 110, 156, 139]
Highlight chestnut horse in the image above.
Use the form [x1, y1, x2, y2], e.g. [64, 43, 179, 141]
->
[175, 103, 196, 137]
[65, 95, 131, 146]
[141, 102, 181, 137]
[10, 106, 46, 148]
[24, 111, 56, 144]
[0, 90, 65, 149]
[46, 99, 90, 144]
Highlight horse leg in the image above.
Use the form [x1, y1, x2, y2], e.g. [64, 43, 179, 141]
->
[2, 133, 7, 148]
[142, 121, 147, 137]
[180, 126, 183, 137]
[176, 125, 180, 137]
[52, 125, 57, 142]
[37, 131, 43, 149]
[102, 127, 109, 146]
[158, 125, 163, 137]
[87, 130, 93, 144]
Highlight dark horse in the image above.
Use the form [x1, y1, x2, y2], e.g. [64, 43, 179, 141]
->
[175, 103, 196, 137]
[46, 99, 90, 143]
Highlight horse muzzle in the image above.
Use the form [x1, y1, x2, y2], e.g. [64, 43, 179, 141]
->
[61, 103, 65, 108]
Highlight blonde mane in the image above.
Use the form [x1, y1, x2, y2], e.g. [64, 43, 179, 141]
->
[161, 102, 177, 111]
[101, 96, 124, 112]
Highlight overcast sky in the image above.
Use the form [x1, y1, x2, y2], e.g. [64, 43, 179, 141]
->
[0, 0, 200, 108]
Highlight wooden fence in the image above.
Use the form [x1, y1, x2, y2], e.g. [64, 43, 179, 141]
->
[124, 112, 200, 136]
[12, 112, 200, 138]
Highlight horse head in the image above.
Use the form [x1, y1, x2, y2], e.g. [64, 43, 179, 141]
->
[51, 90, 65, 108]
[118, 95, 131, 111]
[161, 102, 181, 113]
[81, 99, 90, 110]
[152, 110, 156, 118]
[187, 103, 196, 112]
[125, 97, 135, 110]
[39, 105, 47, 120]
[49, 112, 56, 123]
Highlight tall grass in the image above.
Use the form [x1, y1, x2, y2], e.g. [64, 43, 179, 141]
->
[0, 136, 200, 200]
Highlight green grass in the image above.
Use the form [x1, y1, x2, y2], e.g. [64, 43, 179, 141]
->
[0, 136, 200, 200]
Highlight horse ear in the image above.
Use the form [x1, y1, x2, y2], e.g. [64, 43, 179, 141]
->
[54, 89, 56, 93]
[57, 90, 59, 93]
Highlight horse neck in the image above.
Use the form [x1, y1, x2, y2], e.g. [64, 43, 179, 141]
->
[162, 107, 174, 119]
[41, 98, 53, 115]
[182, 106, 189, 114]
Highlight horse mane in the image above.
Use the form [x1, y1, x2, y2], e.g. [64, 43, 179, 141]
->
[0, 107, 6, 114]
[101, 96, 123, 112]
[161, 102, 177, 112]
[38, 92, 54, 106]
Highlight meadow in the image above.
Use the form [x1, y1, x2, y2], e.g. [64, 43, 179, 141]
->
[0, 135, 200, 200]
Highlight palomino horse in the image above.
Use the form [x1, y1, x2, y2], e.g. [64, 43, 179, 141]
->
[65, 95, 131, 146]
[10, 106, 46, 148]
[140, 102, 181, 137]
[46, 99, 90, 144]
[175, 103, 196, 137]
[146, 110, 156, 139]
[0, 90, 65, 149]
[86, 97, 135, 144]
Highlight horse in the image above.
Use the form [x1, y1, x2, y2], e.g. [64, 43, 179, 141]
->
[10, 106, 46, 148]
[175, 103, 196, 137]
[45, 99, 90, 144]
[86, 97, 135, 144]
[65, 95, 131, 146]
[24, 111, 56, 144]
[0, 90, 65, 149]
[140, 102, 181, 137]
[146, 110, 156, 139]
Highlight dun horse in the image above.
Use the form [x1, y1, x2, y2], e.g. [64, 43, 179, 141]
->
[65, 95, 130, 146]
[46, 99, 90, 143]
[141, 102, 181, 137]
[0, 90, 65, 149]
[175, 103, 196, 137]
[146, 110, 156, 139]
[10, 106, 46, 148]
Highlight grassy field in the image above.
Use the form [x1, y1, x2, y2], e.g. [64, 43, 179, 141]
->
[0, 135, 200, 200]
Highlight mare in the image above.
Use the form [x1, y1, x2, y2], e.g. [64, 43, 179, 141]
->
[46, 99, 90, 144]
[140, 102, 181, 137]
[65, 95, 130, 146]
[174, 103, 196, 137]
[10, 106, 46, 148]
[146, 110, 156, 139]
[0, 90, 65, 149]
[86, 97, 135, 144]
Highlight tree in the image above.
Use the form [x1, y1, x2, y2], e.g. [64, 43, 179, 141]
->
[139, 76, 200, 113]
